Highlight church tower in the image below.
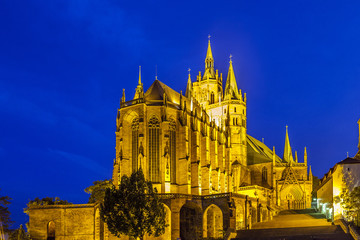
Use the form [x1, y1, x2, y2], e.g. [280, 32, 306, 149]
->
[192, 37, 223, 109]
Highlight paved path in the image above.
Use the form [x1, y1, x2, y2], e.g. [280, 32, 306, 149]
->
[232, 209, 352, 240]
[252, 209, 331, 229]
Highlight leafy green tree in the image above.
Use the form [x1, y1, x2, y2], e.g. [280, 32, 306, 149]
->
[340, 186, 360, 225]
[0, 191, 12, 233]
[84, 179, 112, 203]
[101, 169, 166, 240]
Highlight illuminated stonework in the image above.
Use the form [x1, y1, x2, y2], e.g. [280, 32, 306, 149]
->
[27, 39, 313, 240]
[111, 39, 313, 239]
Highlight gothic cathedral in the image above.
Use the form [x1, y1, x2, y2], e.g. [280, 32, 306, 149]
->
[112, 39, 313, 239]
[27, 39, 313, 240]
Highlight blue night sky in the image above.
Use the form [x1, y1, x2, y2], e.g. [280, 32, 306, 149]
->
[1, 0, 360, 227]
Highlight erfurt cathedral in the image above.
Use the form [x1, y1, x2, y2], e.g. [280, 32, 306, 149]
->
[27, 39, 313, 240]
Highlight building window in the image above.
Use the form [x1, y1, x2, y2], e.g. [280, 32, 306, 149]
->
[169, 120, 176, 183]
[234, 107, 237, 113]
[262, 167, 267, 183]
[132, 118, 139, 172]
[148, 116, 160, 182]
[210, 92, 215, 104]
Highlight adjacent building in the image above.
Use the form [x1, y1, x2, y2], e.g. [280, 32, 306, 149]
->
[316, 119, 360, 221]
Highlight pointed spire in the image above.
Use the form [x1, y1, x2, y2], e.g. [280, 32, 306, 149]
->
[121, 88, 126, 103]
[134, 66, 144, 99]
[138, 65, 142, 85]
[185, 68, 192, 98]
[304, 147, 308, 166]
[206, 34, 213, 62]
[203, 35, 215, 79]
[273, 146, 276, 166]
[356, 119, 360, 159]
[224, 55, 241, 101]
[283, 125, 294, 163]
[295, 151, 298, 163]
[309, 165, 313, 181]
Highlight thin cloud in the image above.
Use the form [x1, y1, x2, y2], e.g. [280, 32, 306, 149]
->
[49, 148, 109, 177]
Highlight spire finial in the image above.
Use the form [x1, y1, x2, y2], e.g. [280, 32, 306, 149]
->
[138, 66, 142, 85]
[229, 54, 233, 63]
[155, 65, 158, 80]
[208, 34, 211, 42]
[188, 68, 191, 76]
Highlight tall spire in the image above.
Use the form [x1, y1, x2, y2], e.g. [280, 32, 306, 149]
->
[355, 119, 360, 159]
[309, 165, 313, 181]
[224, 55, 241, 101]
[134, 66, 144, 99]
[185, 68, 192, 98]
[304, 147, 307, 166]
[203, 35, 215, 79]
[295, 151, 298, 163]
[273, 146, 276, 166]
[283, 125, 294, 163]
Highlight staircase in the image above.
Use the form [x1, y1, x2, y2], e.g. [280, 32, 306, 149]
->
[232, 209, 353, 240]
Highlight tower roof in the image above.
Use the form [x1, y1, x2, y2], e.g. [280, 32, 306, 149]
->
[203, 37, 216, 79]
[283, 126, 294, 163]
[206, 38, 213, 61]
[224, 57, 241, 100]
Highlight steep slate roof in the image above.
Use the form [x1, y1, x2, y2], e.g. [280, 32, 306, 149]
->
[247, 135, 283, 165]
[337, 157, 360, 165]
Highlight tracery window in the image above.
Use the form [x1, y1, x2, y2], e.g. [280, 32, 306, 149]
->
[262, 167, 268, 183]
[132, 118, 139, 171]
[169, 119, 176, 183]
[148, 116, 160, 182]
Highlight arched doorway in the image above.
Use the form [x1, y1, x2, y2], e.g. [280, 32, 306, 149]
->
[47, 221, 55, 240]
[203, 204, 223, 238]
[180, 202, 202, 240]
[281, 185, 304, 210]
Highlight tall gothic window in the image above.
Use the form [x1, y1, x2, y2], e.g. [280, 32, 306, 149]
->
[148, 116, 160, 182]
[132, 118, 139, 171]
[169, 120, 176, 183]
[262, 167, 267, 183]
[210, 92, 215, 104]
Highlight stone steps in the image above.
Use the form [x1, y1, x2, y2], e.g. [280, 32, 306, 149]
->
[232, 225, 352, 240]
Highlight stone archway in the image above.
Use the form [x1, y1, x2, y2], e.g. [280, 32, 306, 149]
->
[47, 221, 55, 240]
[203, 204, 223, 238]
[180, 202, 202, 240]
[280, 185, 304, 210]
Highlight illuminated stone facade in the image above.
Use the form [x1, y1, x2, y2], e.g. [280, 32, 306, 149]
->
[28, 39, 313, 240]
[111, 39, 313, 239]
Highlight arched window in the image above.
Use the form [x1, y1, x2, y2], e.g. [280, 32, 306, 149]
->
[262, 167, 267, 183]
[210, 92, 215, 104]
[47, 221, 55, 240]
[169, 120, 176, 183]
[148, 116, 160, 182]
[132, 118, 139, 171]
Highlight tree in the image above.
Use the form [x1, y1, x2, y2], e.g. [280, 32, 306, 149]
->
[9, 224, 31, 240]
[84, 179, 112, 203]
[24, 197, 72, 213]
[101, 169, 166, 240]
[0, 191, 12, 233]
[340, 186, 360, 225]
